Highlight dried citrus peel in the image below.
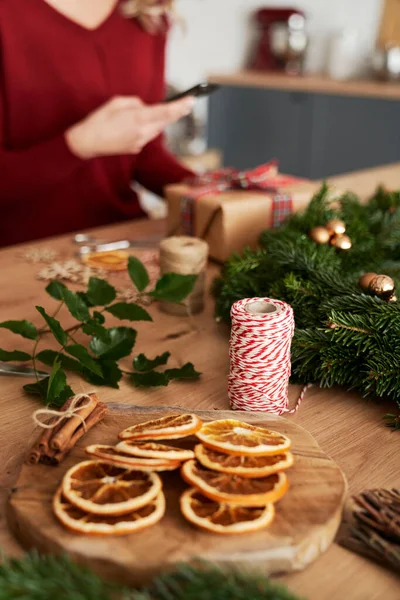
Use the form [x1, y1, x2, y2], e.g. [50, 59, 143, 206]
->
[53, 487, 165, 535]
[180, 487, 275, 534]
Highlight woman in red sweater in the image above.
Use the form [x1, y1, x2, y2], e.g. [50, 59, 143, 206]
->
[0, 0, 194, 247]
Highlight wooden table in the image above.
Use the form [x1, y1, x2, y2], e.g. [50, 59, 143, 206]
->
[1, 166, 399, 600]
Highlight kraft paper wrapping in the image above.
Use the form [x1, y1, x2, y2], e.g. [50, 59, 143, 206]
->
[165, 180, 321, 263]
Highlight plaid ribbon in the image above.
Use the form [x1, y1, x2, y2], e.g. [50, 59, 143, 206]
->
[181, 163, 296, 236]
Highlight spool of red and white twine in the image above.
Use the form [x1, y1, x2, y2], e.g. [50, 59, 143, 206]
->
[228, 297, 310, 414]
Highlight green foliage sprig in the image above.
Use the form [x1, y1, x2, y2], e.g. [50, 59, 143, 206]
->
[0, 257, 200, 406]
[0, 553, 304, 600]
[214, 184, 400, 413]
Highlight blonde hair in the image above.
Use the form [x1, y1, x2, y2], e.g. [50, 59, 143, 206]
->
[121, 0, 175, 19]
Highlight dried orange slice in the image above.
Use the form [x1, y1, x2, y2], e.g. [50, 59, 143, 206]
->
[82, 250, 129, 271]
[196, 420, 291, 457]
[62, 460, 161, 515]
[85, 445, 182, 471]
[53, 487, 165, 535]
[116, 440, 195, 461]
[194, 444, 294, 478]
[118, 414, 202, 441]
[181, 460, 288, 506]
[180, 488, 275, 534]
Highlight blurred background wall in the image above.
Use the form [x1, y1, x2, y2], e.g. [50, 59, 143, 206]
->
[167, 0, 384, 87]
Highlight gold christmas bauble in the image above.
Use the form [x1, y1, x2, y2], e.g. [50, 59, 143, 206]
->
[330, 234, 352, 250]
[309, 226, 331, 244]
[359, 272, 378, 291]
[326, 219, 346, 236]
[368, 274, 395, 300]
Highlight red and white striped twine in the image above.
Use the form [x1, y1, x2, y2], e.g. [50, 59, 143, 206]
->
[228, 297, 311, 414]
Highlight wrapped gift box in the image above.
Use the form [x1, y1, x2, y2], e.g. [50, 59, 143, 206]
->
[165, 161, 321, 262]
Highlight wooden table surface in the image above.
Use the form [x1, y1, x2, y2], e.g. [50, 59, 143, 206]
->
[1, 166, 400, 600]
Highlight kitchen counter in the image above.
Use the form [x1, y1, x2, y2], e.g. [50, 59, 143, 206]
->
[209, 70, 400, 101]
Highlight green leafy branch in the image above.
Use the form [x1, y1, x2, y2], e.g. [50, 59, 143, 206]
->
[0, 257, 201, 406]
[0, 553, 304, 600]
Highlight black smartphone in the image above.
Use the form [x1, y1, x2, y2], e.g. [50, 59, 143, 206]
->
[166, 82, 220, 103]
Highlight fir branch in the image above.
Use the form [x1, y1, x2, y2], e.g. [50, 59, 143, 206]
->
[142, 562, 304, 600]
[0, 553, 304, 600]
[214, 184, 400, 422]
[384, 402, 400, 430]
[0, 553, 120, 600]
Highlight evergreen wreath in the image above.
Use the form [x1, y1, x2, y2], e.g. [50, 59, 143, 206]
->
[214, 184, 400, 429]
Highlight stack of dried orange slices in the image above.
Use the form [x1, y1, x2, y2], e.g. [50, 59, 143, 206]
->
[53, 414, 202, 535]
[53, 414, 294, 537]
[180, 419, 294, 535]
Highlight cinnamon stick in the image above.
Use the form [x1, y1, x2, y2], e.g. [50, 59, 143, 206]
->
[26, 444, 42, 465]
[37, 395, 77, 454]
[26, 395, 76, 464]
[39, 448, 58, 466]
[52, 402, 108, 464]
[50, 392, 99, 452]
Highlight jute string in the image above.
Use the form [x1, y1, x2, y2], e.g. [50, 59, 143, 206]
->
[32, 393, 95, 431]
[159, 236, 209, 317]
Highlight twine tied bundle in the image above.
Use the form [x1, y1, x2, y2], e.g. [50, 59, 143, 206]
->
[27, 392, 108, 466]
[33, 393, 94, 432]
[159, 236, 209, 316]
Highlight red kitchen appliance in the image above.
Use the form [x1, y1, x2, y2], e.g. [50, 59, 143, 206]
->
[249, 7, 308, 74]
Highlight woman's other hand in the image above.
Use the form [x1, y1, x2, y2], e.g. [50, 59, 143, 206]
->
[65, 95, 194, 159]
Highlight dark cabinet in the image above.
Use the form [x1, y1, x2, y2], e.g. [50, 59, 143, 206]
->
[207, 85, 400, 179]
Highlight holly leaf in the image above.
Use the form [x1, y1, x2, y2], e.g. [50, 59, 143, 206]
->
[76, 292, 95, 308]
[23, 378, 50, 399]
[128, 256, 149, 292]
[82, 321, 110, 341]
[83, 359, 122, 389]
[0, 320, 38, 340]
[62, 289, 91, 322]
[47, 359, 65, 403]
[90, 327, 137, 361]
[93, 311, 105, 324]
[65, 344, 103, 376]
[36, 306, 67, 346]
[148, 273, 197, 303]
[0, 349, 32, 362]
[36, 349, 83, 373]
[23, 372, 73, 407]
[131, 371, 169, 388]
[87, 277, 116, 306]
[130, 362, 201, 388]
[105, 303, 152, 322]
[133, 351, 171, 372]
[45, 281, 67, 301]
[165, 362, 202, 381]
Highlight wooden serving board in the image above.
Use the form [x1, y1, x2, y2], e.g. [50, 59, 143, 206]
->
[7, 405, 347, 585]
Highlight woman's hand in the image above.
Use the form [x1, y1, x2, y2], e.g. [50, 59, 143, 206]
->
[65, 95, 193, 159]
